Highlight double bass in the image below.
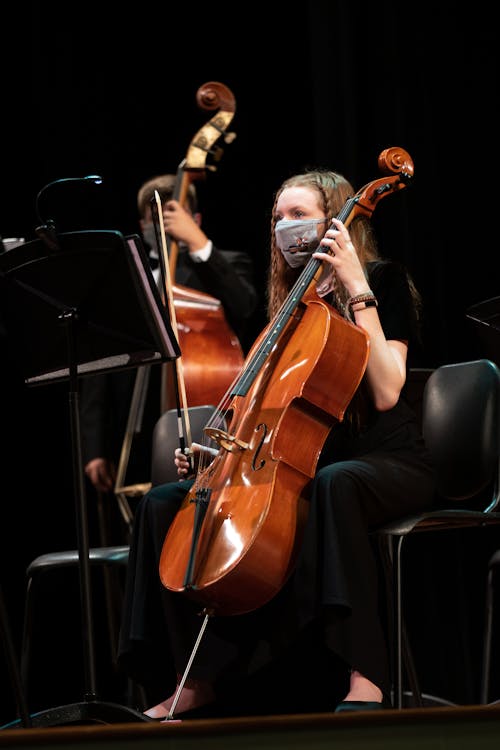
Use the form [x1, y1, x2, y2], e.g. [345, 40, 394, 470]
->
[113, 83, 244, 517]
[159, 147, 415, 616]
[161, 81, 244, 411]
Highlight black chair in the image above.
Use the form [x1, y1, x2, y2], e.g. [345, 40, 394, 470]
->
[150, 405, 218, 485]
[372, 359, 500, 709]
[19, 404, 217, 710]
[19, 535, 130, 708]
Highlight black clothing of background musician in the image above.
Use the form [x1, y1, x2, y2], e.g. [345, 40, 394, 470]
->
[80, 174, 258, 517]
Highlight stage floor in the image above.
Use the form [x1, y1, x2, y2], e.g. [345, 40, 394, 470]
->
[1, 704, 500, 750]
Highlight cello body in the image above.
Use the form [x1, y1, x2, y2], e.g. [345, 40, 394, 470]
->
[159, 294, 369, 615]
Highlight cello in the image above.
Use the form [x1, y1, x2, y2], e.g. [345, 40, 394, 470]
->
[159, 147, 415, 617]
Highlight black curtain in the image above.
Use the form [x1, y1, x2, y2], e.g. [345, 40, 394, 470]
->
[1, 0, 499, 723]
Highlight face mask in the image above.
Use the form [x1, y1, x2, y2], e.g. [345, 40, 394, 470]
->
[142, 221, 188, 256]
[142, 223, 157, 253]
[275, 218, 327, 268]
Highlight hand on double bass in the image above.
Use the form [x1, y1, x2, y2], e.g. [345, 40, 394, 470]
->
[161, 199, 211, 257]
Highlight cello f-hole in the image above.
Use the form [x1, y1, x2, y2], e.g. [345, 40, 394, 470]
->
[252, 424, 267, 471]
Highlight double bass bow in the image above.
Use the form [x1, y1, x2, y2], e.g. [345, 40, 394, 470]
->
[159, 146, 415, 616]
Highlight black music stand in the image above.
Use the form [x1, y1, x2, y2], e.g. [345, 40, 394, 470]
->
[0, 230, 180, 727]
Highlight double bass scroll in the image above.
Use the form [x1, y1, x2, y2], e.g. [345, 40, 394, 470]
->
[167, 81, 237, 278]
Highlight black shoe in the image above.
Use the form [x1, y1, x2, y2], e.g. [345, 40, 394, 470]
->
[335, 699, 389, 713]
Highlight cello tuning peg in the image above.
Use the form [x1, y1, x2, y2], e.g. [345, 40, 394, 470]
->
[224, 132, 237, 144]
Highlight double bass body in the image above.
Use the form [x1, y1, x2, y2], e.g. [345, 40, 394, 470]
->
[167, 283, 243, 408]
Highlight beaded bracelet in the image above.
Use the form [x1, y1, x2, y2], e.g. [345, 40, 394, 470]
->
[347, 290, 377, 307]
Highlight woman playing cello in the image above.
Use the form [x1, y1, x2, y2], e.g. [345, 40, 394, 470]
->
[117, 166, 436, 718]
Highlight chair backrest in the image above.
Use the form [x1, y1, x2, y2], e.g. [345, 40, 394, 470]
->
[150, 405, 218, 486]
[422, 359, 500, 508]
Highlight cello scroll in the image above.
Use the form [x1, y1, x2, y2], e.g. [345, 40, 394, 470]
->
[351, 146, 414, 219]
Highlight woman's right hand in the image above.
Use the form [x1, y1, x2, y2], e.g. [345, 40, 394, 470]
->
[174, 447, 197, 478]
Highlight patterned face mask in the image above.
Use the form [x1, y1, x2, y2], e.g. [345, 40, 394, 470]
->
[275, 218, 328, 268]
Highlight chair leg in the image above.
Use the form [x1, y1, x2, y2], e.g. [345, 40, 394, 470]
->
[480, 564, 495, 704]
[0, 580, 31, 727]
[392, 535, 404, 708]
[393, 535, 425, 708]
[379, 534, 424, 709]
[20, 560, 130, 710]
[20, 576, 35, 699]
[96, 491, 124, 659]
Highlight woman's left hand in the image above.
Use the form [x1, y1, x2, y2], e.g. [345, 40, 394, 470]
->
[313, 218, 369, 297]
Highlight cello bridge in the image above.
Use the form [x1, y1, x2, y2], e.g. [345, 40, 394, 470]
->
[204, 427, 248, 453]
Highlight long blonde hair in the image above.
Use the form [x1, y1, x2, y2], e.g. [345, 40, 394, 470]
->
[266, 170, 379, 320]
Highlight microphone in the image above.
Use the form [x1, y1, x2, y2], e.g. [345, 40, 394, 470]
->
[35, 174, 103, 226]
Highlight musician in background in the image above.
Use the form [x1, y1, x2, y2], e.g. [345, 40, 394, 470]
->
[117, 168, 437, 719]
[80, 174, 258, 499]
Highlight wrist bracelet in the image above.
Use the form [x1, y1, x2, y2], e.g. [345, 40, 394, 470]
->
[347, 290, 377, 308]
[350, 298, 378, 312]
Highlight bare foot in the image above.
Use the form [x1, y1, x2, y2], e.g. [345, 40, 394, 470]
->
[342, 670, 383, 703]
[144, 678, 215, 719]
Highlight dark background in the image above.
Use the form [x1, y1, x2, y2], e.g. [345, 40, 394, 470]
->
[1, 0, 500, 726]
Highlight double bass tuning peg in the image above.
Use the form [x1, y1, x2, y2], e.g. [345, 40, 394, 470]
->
[210, 145, 225, 163]
[210, 132, 236, 164]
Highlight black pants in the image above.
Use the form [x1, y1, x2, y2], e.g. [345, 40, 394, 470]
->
[118, 445, 435, 709]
